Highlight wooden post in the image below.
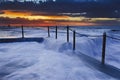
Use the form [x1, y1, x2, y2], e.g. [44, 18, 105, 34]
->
[8, 24, 10, 27]
[55, 26, 57, 39]
[67, 26, 69, 42]
[48, 26, 50, 37]
[21, 25, 24, 38]
[73, 30, 76, 51]
[102, 32, 107, 64]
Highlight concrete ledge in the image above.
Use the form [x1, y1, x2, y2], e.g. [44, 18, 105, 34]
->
[0, 38, 44, 43]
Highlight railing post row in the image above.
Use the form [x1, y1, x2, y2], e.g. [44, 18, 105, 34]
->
[67, 26, 69, 42]
[55, 26, 57, 39]
[102, 32, 107, 64]
[21, 25, 24, 38]
[73, 30, 76, 51]
[48, 26, 50, 37]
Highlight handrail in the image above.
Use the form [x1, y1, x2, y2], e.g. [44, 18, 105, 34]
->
[107, 36, 120, 41]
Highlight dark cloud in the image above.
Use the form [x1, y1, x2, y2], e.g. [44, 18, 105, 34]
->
[0, 17, 45, 24]
[0, 11, 4, 14]
[0, 1, 120, 18]
[0, 17, 120, 26]
[93, 20, 120, 26]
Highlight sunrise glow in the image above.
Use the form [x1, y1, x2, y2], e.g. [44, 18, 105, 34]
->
[0, 10, 119, 26]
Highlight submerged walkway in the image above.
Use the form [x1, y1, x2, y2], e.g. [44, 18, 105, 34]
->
[0, 37, 120, 80]
[0, 37, 44, 43]
[75, 51, 120, 80]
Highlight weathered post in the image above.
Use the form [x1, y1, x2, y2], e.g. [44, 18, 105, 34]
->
[55, 26, 57, 39]
[8, 24, 10, 27]
[73, 30, 76, 51]
[67, 26, 69, 42]
[48, 26, 50, 37]
[21, 25, 24, 38]
[102, 32, 107, 64]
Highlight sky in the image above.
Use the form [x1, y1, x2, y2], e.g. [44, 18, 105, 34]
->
[0, 0, 120, 27]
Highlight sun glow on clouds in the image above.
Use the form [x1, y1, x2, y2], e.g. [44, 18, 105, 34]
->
[0, 10, 119, 26]
[0, 10, 51, 20]
[0, 10, 88, 22]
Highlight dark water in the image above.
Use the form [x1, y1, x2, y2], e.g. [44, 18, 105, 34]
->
[0, 26, 120, 29]
[71, 26, 120, 30]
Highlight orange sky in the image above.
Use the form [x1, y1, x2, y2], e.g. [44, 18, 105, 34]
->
[0, 10, 120, 26]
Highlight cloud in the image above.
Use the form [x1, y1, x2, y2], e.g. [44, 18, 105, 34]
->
[0, 2, 120, 18]
[0, 16, 120, 27]
[0, 1, 120, 26]
[0, 11, 4, 14]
